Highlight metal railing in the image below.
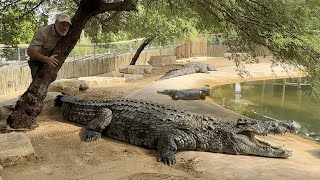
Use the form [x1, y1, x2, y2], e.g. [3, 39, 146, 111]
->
[0, 38, 174, 66]
[0, 46, 28, 62]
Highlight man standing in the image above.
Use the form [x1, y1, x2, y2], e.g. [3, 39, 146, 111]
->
[27, 13, 72, 79]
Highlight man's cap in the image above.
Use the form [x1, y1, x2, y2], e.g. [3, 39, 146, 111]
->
[55, 13, 72, 25]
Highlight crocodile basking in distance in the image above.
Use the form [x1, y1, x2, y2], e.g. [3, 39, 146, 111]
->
[55, 94, 300, 165]
[159, 62, 217, 80]
[157, 85, 211, 100]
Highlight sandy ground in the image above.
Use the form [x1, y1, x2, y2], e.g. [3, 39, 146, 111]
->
[1, 57, 320, 180]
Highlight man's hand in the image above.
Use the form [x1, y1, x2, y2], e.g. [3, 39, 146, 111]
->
[45, 54, 59, 67]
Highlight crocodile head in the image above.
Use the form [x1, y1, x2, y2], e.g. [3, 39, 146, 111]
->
[207, 64, 217, 71]
[200, 85, 211, 96]
[157, 89, 176, 96]
[232, 118, 300, 158]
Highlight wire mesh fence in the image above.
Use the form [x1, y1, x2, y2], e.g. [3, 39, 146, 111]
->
[0, 38, 175, 67]
[0, 46, 28, 65]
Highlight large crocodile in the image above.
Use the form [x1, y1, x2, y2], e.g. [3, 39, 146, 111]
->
[160, 62, 217, 80]
[157, 85, 211, 100]
[55, 94, 300, 165]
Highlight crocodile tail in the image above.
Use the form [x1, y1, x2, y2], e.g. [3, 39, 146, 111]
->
[54, 92, 75, 107]
[160, 68, 184, 79]
[54, 94, 64, 107]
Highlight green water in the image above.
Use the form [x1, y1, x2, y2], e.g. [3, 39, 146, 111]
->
[210, 78, 320, 140]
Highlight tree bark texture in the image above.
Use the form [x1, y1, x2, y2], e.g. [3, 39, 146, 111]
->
[130, 37, 155, 65]
[7, 0, 136, 129]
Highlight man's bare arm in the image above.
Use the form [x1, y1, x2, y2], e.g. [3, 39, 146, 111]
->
[27, 48, 59, 67]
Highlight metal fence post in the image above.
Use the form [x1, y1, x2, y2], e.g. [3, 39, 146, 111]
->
[73, 47, 76, 61]
[94, 44, 96, 60]
[17, 47, 21, 62]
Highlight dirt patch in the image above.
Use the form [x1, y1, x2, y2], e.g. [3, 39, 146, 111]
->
[1, 57, 319, 180]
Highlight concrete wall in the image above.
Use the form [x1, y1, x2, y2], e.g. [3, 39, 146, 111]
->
[207, 45, 272, 57]
[175, 37, 208, 59]
[0, 48, 175, 95]
[207, 45, 229, 57]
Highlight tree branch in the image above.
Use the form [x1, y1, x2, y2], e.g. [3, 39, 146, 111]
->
[0, 0, 45, 23]
[93, 11, 122, 30]
[94, 0, 137, 15]
[0, 0, 22, 12]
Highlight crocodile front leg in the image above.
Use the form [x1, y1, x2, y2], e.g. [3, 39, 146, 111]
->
[83, 108, 112, 142]
[157, 133, 177, 166]
[157, 130, 196, 166]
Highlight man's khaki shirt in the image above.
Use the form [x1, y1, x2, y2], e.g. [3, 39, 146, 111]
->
[28, 24, 61, 60]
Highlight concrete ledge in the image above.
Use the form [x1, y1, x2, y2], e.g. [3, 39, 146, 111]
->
[48, 79, 90, 94]
[119, 65, 152, 74]
[148, 55, 176, 67]
[103, 71, 125, 78]
[0, 132, 36, 167]
[48, 77, 125, 93]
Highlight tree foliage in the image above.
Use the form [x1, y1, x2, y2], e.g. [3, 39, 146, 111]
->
[83, 0, 216, 44]
[0, 0, 46, 45]
[1, 0, 320, 94]
[164, 0, 320, 96]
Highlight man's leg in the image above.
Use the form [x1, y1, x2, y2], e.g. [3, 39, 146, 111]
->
[28, 60, 44, 79]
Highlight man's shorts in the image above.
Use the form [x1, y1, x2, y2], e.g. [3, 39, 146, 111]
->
[28, 60, 44, 79]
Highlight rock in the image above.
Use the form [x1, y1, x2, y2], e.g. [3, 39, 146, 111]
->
[0, 100, 16, 111]
[0, 132, 36, 167]
[104, 71, 124, 78]
[79, 80, 89, 91]
[49, 76, 126, 94]
[78, 76, 125, 86]
[148, 55, 176, 67]
[48, 79, 89, 94]
[124, 74, 144, 81]
[119, 65, 153, 74]
[44, 92, 63, 102]
[0, 99, 17, 122]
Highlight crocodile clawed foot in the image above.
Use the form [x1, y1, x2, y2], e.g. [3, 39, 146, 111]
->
[158, 155, 176, 166]
[172, 95, 179, 100]
[83, 130, 101, 142]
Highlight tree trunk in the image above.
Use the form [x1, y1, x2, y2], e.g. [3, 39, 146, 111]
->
[6, 0, 136, 129]
[130, 36, 155, 65]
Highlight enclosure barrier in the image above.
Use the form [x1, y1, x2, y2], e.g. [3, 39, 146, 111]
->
[0, 35, 265, 95]
[0, 48, 175, 95]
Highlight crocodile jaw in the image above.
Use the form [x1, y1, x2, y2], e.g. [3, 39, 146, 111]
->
[234, 133, 292, 158]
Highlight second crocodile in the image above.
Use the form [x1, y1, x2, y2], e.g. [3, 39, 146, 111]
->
[159, 62, 217, 80]
[157, 85, 211, 100]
